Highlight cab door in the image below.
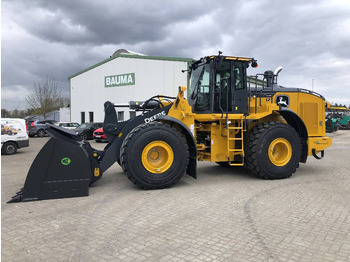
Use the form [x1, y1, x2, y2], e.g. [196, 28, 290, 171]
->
[231, 62, 248, 114]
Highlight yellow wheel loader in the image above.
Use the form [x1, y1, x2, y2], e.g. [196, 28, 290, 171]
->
[8, 53, 332, 202]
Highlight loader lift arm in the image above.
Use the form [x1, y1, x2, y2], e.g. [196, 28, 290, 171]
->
[8, 92, 195, 202]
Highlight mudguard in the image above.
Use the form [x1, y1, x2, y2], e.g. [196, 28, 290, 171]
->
[156, 115, 197, 179]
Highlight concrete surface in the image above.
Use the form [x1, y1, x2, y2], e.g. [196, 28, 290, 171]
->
[1, 131, 350, 262]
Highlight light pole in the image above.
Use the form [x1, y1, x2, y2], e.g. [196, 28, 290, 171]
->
[312, 78, 315, 91]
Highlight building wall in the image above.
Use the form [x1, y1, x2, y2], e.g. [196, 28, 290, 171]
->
[70, 56, 189, 124]
[59, 107, 71, 122]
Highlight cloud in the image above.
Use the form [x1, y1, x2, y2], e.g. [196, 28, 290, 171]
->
[2, 0, 350, 109]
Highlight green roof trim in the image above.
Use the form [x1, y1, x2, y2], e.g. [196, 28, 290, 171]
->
[68, 53, 194, 79]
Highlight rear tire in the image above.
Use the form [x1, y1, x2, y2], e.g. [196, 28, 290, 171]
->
[37, 129, 46, 137]
[120, 122, 189, 189]
[2, 142, 17, 155]
[245, 122, 301, 179]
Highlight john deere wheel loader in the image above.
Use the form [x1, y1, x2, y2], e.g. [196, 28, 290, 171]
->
[9, 53, 332, 203]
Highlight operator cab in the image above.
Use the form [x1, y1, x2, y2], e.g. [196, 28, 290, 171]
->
[188, 54, 258, 115]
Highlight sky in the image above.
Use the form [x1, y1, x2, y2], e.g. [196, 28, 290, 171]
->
[2, 0, 350, 110]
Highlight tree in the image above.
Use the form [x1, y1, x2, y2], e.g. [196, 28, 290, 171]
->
[26, 77, 65, 118]
[1, 109, 10, 118]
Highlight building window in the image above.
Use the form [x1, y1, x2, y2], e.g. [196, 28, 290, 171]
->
[117, 111, 124, 121]
[81, 112, 85, 124]
[130, 111, 136, 119]
[89, 112, 94, 122]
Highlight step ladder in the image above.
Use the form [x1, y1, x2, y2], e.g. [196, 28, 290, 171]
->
[226, 119, 245, 166]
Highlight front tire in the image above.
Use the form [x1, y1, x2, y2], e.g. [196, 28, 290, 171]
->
[80, 132, 88, 140]
[120, 122, 189, 189]
[245, 122, 301, 179]
[2, 142, 17, 155]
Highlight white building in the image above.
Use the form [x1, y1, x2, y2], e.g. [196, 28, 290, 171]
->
[68, 50, 192, 124]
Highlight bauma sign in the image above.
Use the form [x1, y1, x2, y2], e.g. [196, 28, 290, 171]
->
[105, 73, 135, 87]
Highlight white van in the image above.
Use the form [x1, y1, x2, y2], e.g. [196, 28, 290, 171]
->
[1, 118, 29, 155]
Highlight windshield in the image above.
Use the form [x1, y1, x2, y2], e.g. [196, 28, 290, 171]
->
[78, 123, 93, 129]
[189, 64, 211, 112]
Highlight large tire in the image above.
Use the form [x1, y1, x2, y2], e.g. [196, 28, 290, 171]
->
[120, 122, 189, 189]
[245, 122, 301, 179]
[37, 129, 46, 137]
[2, 142, 17, 155]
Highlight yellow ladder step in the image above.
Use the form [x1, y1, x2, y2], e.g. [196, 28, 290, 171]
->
[229, 163, 244, 166]
[226, 119, 245, 166]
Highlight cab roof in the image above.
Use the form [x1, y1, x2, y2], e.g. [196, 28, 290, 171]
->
[208, 55, 252, 62]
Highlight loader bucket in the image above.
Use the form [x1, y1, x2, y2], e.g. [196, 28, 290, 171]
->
[8, 125, 101, 203]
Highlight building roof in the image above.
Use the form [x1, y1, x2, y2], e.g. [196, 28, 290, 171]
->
[68, 52, 193, 79]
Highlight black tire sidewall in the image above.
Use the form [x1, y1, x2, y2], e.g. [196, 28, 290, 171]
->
[257, 124, 301, 178]
[125, 124, 188, 188]
[37, 129, 45, 137]
[80, 132, 88, 140]
[3, 142, 17, 155]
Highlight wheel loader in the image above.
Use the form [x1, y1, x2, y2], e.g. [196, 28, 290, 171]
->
[326, 106, 350, 130]
[8, 53, 332, 203]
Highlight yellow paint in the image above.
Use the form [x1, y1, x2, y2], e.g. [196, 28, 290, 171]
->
[307, 137, 332, 155]
[329, 106, 349, 111]
[208, 56, 251, 61]
[163, 84, 332, 163]
[167, 86, 195, 132]
[141, 141, 174, 173]
[247, 92, 328, 137]
[268, 138, 292, 166]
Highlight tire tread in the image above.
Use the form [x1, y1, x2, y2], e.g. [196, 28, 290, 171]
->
[120, 121, 189, 189]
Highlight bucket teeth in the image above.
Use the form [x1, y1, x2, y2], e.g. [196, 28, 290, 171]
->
[7, 188, 23, 203]
[16, 188, 24, 195]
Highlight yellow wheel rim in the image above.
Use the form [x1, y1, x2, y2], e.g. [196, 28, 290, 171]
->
[142, 141, 174, 173]
[268, 138, 292, 166]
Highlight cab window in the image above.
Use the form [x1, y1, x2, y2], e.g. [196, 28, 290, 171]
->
[191, 64, 211, 112]
[234, 66, 244, 90]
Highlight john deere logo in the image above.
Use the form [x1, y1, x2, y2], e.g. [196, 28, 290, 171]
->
[61, 157, 71, 166]
[276, 95, 289, 108]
